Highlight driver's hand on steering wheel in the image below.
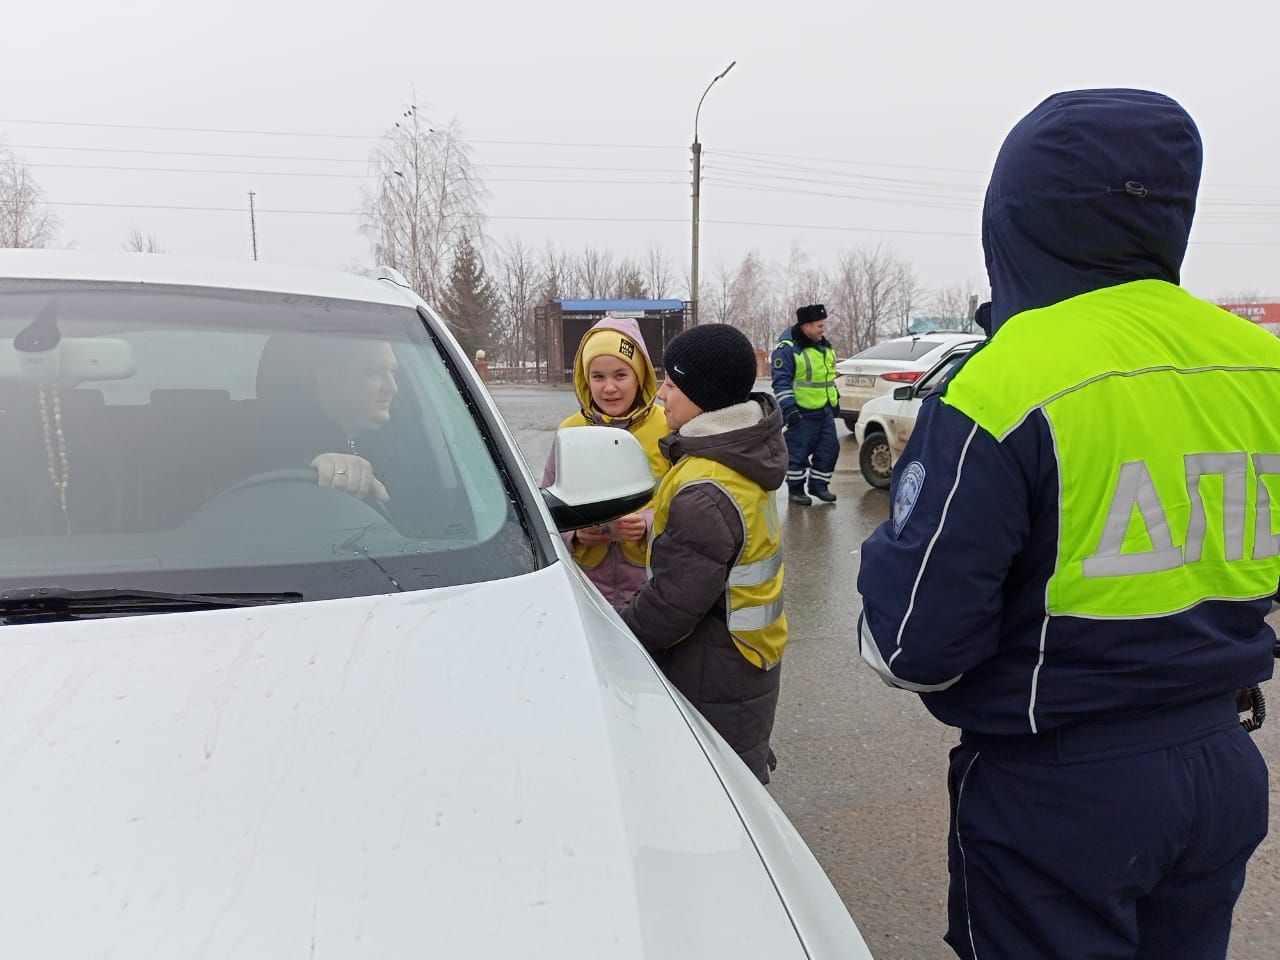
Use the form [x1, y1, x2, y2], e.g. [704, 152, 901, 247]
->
[311, 453, 390, 503]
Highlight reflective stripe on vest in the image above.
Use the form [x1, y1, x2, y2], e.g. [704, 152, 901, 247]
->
[943, 279, 1280, 619]
[779, 339, 839, 409]
[649, 459, 787, 668]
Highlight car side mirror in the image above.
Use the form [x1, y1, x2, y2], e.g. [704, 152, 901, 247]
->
[542, 426, 656, 532]
[892, 385, 913, 401]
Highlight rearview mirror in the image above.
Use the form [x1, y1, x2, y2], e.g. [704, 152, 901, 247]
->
[542, 427, 656, 531]
[8, 338, 137, 386]
[892, 385, 913, 401]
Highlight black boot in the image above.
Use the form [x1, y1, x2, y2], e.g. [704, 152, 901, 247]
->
[810, 488, 837, 503]
[788, 488, 812, 506]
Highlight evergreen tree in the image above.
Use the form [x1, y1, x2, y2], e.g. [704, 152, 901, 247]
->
[440, 233, 497, 358]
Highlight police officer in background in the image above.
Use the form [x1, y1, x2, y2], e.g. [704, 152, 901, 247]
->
[772, 304, 840, 505]
[858, 89, 1275, 960]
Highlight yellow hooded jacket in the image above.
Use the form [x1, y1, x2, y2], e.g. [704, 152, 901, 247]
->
[545, 316, 670, 584]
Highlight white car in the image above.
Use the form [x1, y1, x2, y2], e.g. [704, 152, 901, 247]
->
[836, 332, 984, 430]
[855, 340, 981, 488]
[0, 250, 871, 959]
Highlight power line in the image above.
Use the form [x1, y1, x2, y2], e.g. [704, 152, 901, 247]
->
[7, 142, 370, 163]
[8, 143, 688, 175]
[24, 162, 684, 185]
[10, 136, 1280, 195]
[4, 196, 1274, 245]
[705, 164, 980, 195]
[703, 176, 978, 211]
[0, 118, 377, 140]
[0, 117, 684, 150]
[714, 146, 986, 176]
[708, 152, 983, 191]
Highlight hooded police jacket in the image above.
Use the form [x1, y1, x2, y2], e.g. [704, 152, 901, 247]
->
[857, 89, 1280, 738]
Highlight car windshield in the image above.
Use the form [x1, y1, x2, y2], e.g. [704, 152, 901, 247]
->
[0, 280, 538, 604]
[853, 338, 943, 361]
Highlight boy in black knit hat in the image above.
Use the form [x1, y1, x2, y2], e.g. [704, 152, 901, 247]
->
[620, 324, 790, 783]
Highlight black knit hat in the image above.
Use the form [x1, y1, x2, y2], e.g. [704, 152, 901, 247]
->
[796, 303, 827, 325]
[663, 323, 757, 413]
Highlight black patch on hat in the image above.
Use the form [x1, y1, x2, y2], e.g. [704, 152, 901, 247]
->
[619, 337, 636, 359]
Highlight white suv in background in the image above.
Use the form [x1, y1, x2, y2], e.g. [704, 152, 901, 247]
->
[855, 339, 982, 488]
[836, 332, 983, 430]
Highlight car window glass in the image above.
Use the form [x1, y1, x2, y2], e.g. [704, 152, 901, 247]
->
[854, 339, 942, 361]
[0, 281, 538, 602]
[915, 349, 973, 394]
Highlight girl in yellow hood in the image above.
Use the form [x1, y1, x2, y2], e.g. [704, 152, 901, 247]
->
[541, 316, 670, 609]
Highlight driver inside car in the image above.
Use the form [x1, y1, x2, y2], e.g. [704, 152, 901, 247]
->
[253, 335, 399, 504]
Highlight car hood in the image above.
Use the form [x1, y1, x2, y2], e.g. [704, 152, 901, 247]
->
[0, 564, 866, 958]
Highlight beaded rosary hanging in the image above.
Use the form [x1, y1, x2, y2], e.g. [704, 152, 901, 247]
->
[38, 385, 71, 534]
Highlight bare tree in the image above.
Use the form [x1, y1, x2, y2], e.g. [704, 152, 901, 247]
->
[0, 142, 59, 249]
[576, 245, 617, 299]
[825, 245, 910, 354]
[123, 225, 163, 253]
[1218, 290, 1264, 305]
[492, 237, 540, 365]
[782, 242, 826, 309]
[890, 261, 926, 336]
[859, 245, 902, 343]
[539, 241, 576, 301]
[360, 106, 485, 307]
[726, 250, 782, 348]
[613, 256, 648, 299]
[829, 252, 868, 356]
[643, 244, 676, 300]
[930, 283, 978, 331]
[702, 261, 735, 326]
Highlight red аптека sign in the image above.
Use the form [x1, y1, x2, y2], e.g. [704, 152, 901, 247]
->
[1221, 302, 1280, 330]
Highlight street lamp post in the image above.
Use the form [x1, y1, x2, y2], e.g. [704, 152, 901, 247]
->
[690, 60, 735, 325]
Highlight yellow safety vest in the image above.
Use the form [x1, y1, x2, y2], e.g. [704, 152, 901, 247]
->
[944, 279, 1280, 618]
[650, 454, 787, 668]
[779, 338, 839, 409]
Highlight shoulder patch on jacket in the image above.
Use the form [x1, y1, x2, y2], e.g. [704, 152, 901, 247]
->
[892, 461, 926, 538]
[773, 356, 784, 368]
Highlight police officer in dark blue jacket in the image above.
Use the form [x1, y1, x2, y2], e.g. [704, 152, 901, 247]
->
[858, 89, 1275, 960]
[772, 304, 840, 505]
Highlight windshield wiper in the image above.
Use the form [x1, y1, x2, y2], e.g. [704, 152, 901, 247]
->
[0, 587, 303, 624]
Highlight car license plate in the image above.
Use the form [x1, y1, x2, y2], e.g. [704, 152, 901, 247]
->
[846, 375, 875, 387]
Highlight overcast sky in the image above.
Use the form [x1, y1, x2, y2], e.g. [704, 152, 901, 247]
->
[5, 0, 1277, 302]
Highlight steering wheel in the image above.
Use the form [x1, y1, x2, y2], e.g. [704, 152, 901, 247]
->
[214, 468, 394, 522]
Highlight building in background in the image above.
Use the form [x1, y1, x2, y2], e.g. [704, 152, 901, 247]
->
[537, 299, 690, 384]
[1220, 301, 1280, 337]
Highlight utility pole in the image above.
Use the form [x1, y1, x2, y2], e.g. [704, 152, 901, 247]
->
[690, 60, 736, 326]
[248, 190, 258, 262]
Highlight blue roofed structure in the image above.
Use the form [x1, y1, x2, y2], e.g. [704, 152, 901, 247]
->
[538, 297, 690, 383]
[556, 298, 686, 313]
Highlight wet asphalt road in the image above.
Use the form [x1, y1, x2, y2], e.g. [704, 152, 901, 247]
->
[490, 383, 1280, 960]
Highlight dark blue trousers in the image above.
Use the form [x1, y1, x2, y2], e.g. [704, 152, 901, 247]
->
[945, 711, 1268, 960]
[784, 411, 839, 493]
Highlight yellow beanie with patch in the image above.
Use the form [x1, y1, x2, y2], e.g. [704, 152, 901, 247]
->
[580, 329, 646, 381]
